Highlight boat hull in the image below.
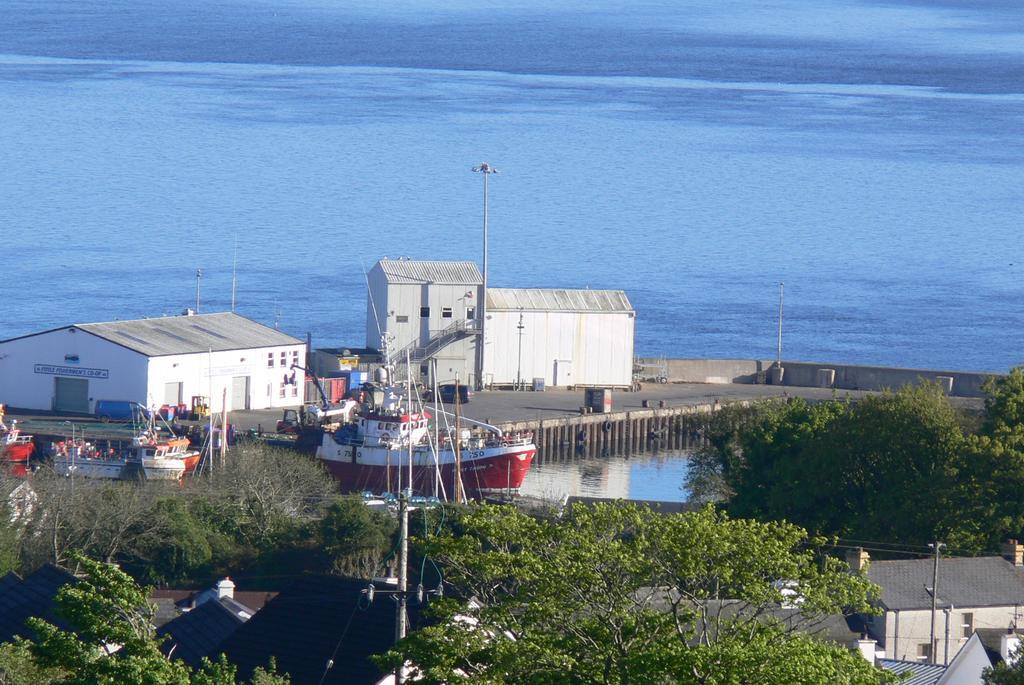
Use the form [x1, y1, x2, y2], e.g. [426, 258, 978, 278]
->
[1, 443, 33, 477]
[318, 443, 535, 497]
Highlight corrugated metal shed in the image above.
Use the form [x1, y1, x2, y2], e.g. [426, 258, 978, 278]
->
[877, 659, 945, 685]
[75, 312, 303, 357]
[487, 288, 632, 313]
[377, 260, 482, 285]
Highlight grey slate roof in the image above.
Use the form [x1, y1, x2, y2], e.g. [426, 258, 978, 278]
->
[219, 575, 428, 685]
[376, 259, 483, 285]
[487, 288, 633, 313]
[0, 565, 77, 642]
[158, 596, 255, 668]
[75, 312, 303, 357]
[877, 659, 946, 685]
[868, 556, 1024, 610]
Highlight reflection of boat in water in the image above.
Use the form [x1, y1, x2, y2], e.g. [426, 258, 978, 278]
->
[0, 406, 34, 478]
[51, 415, 199, 482]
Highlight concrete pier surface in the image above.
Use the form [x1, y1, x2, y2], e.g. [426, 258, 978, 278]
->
[7, 381, 983, 439]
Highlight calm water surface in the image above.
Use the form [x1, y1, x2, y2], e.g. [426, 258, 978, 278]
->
[519, 450, 691, 503]
[1, 0, 1022, 371]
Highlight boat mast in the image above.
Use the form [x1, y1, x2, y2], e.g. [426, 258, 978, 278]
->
[454, 376, 464, 504]
[406, 348, 413, 496]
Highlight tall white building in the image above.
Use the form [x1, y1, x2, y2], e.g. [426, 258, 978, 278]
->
[365, 259, 484, 386]
[0, 312, 306, 413]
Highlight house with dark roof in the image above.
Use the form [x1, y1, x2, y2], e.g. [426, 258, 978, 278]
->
[0, 564, 77, 642]
[217, 575, 427, 685]
[157, 579, 260, 668]
[0, 312, 305, 414]
[848, 542, 1024, 664]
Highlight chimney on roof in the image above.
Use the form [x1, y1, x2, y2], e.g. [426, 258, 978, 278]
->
[853, 633, 877, 665]
[1001, 629, 1021, 664]
[215, 577, 235, 600]
[846, 547, 870, 572]
[1002, 540, 1024, 566]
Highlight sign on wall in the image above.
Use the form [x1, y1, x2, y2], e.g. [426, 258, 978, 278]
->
[33, 364, 109, 379]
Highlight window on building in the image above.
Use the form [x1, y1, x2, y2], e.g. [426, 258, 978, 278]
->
[396, 315, 409, 323]
[280, 351, 287, 367]
[267, 383, 272, 397]
[466, 306, 475, 320]
[267, 352, 274, 368]
[441, 307, 452, 318]
[420, 307, 430, 317]
[291, 386, 298, 398]
[917, 643, 932, 661]
[279, 385, 286, 398]
[962, 613, 974, 638]
[292, 350, 299, 361]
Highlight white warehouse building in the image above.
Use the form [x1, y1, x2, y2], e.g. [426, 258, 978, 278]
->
[0, 312, 306, 414]
[364, 259, 635, 389]
[484, 288, 635, 389]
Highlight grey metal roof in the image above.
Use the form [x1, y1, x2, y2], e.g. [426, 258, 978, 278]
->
[877, 659, 946, 685]
[76, 312, 303, 357]
[868, 557, 1024, 610]
[487, 288, 633, 313]
[376, 259, 483, 285]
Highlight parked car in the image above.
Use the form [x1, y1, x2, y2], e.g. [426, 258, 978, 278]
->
[436, 384, 472, 405]
[94, 400, 150, 422]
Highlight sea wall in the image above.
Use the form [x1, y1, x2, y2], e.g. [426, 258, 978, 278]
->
[638, 358, 1001, 398]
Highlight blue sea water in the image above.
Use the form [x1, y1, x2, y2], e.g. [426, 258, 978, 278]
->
[1, 0, 1023, 371]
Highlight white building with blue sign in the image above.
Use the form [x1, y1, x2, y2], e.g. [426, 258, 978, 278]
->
[0, 312, 306, 414]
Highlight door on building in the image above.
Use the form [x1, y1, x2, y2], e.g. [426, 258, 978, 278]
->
[231, 376, 250, 410]
[54, 377, 89, 413]
[163, 382, 183, 406]
[554, 359, 573, 387]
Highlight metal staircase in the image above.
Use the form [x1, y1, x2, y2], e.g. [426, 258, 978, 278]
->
[391, 319, 480, 366]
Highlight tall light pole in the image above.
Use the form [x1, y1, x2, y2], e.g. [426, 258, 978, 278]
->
[472, 162, 498, 390]
[195, 268, 203, 313]
[516, 308, 525, 391]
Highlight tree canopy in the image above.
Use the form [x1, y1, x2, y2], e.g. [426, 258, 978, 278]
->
[376, 502, 893, 685]
[688, 375, 1024, 552]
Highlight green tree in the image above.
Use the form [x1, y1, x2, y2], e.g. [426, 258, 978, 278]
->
[319, 495, 396, 577]
[693, 386, 981, 549]
[376, 503, 893, 685]
[983, 646, 1024, 684]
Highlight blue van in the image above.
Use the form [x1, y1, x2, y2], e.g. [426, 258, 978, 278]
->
[94, 400, 150, 422]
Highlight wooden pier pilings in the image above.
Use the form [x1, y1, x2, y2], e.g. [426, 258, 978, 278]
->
[497, 401, 746, 463]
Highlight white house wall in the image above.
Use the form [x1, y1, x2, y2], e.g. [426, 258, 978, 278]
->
[882, 606, 1017, 663]
[0, 328, 148, 411]
[485, 311, 634, 387]
[146, 344, 306, 412]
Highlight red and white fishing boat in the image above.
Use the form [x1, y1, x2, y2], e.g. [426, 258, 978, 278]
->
[311, 363, 534, 499]
[51, 412, 199, 482]
[0, 420, 34, 478]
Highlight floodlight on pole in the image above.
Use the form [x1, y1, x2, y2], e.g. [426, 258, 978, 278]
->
[472, 162, 498, 390]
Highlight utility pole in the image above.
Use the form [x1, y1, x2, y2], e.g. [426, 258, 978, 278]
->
[516, 308, 525, 391]
[472, 163, 498, 391]
[395, 489, 409, 685]
[943, 604, 954, 665]
[929, 541, 945, 664]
